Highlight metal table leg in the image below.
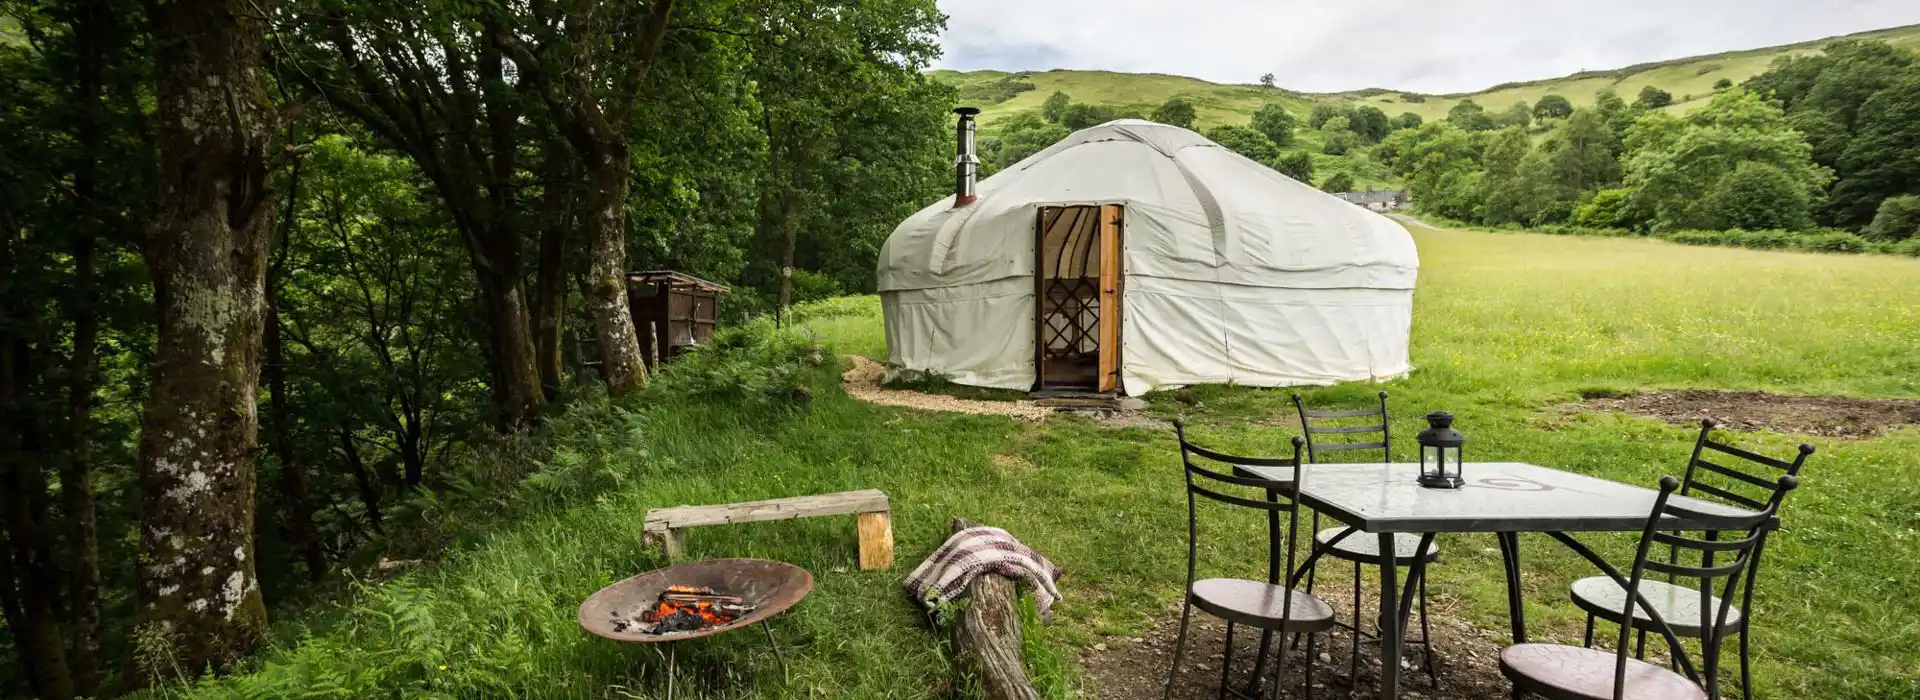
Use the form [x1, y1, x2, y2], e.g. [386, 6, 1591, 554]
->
[1496, 531, 1526, 644]
[1377, 532, 1401, 700]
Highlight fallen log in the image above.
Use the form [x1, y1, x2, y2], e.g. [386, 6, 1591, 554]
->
[948, 517, 1040, 700]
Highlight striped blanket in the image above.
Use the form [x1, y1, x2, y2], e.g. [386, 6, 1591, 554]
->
[903, 525, 1063, 618]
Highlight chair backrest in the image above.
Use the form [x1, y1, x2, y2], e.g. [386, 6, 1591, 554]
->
[1614, 473, 1797, 700]
[1675, 419, 1813, 625]
[1173, 422, 1307, 610]
[1680, 418, 1814, 512]
[1291, 391, 1390, 463]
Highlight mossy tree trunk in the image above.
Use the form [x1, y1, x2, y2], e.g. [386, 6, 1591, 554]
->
[489, 0, 677, 396]
[133, 0, 277, 679]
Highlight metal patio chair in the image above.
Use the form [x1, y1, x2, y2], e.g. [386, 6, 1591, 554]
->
[1571, 419, 1813, 699]
[1292, 391, 1440, 687]
[1167, 423, 1335, 700]
[1502, 472, 1797, 700]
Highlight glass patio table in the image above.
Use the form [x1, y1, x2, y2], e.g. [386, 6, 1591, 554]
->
[1233, 461, 1772, 700]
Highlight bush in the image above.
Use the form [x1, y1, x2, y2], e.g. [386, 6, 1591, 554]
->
[1391, 112, 1422, 130]
[1659, 228, 1874, 254]
[1308, 104, 1346, 129]
[1700, 161, 1815, 231]
[1251, 104, 1295, 145]
[1864, 194, 1920, 241]
[1270, 150, 1314, 182]
[958, 76, 1036, 105]
[1150, 98, 1197, 129]
[786, 296, 879, 324]
[1635, 85, 1673, 109]
[1570, 188, 1635, 229]
[1533, 94, 1573, 120]
[647, 321, 827, 410]
[1713, 78, 1733, 90]
[1205, 124, 1280, 162]
[1399, 93, 1427, 103]
[1319, 172, 1354, 192]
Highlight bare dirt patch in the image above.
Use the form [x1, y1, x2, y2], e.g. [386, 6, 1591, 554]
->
[1576, 390, 1920, 438]
[1080, 581, 1512, 700]
[840, 355, 1053, 421]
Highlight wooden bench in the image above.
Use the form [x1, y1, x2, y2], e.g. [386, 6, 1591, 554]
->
[643, 489, 894, 570]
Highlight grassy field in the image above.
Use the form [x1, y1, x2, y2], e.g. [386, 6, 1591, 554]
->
[939, 24, 1920, 129]
[179, 223, 1920, 699]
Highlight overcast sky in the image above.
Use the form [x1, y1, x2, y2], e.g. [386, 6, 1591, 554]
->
[934, 1, 1920, 93]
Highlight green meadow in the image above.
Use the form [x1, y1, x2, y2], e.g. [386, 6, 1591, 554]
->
[180, 224, 1920, 699]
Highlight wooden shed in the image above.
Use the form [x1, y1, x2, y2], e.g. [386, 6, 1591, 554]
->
[627, 270, 728, 368]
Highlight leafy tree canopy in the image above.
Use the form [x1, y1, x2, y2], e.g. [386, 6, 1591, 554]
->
[1042, 91, 1072, 123]
[1635, 85, 1674, 109]
[1271, 150, 1314, 182]
[1623, 89, 1831, 231]
[1205, 124, 1280, 162]
[1151, 98, 1197, 129]
[1534, 94, 1574, 120]
[1251, 104, 1296, 146]
[1446, 99, 1496, 131]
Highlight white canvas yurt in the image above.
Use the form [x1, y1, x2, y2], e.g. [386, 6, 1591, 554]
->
[876, 114, 1419, 396]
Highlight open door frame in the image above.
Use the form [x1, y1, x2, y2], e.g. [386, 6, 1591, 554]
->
[1097, 203, 1124, 393]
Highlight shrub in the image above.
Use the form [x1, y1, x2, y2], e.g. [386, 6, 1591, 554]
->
[1205, 124, 1281, 162]
[1570, 188, 1635, 229]
[1399, 93, 1427, 103]
[1320, 172, 1354, 192]
[1864, 194, 1920, 241]
[1391, 112, 1422, 130]
[787, 296, 879, 324]
[1041, 91, 1071, 123]
[1251, 104, 1296, 145]
[1150, 98, 1197, 129]
[1713, 78, 1733, 90]
[1270, 150, 1314, 182]
[1635, 85, 1673, 109]
[647, 320, 827, 410]
[1700, 161, 1815, 231]
[959, 76, 1036, 105]
[1533, 94, 1573, 120]
[1308, 104, 1348, 129]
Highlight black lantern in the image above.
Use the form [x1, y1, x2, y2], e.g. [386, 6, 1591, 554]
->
[1416, 411, 1465, 489]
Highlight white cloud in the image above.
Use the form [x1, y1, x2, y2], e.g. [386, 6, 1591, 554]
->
[936, 1, 1920, 93]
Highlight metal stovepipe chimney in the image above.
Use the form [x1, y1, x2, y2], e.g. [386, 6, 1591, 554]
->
[952, 106, 980, 207]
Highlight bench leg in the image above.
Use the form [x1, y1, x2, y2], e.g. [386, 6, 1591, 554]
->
[662, 529, 687, 560]
[857, 511, 894, 571]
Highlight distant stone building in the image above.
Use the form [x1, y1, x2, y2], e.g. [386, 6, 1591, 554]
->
[1333, 189, 1409, 212]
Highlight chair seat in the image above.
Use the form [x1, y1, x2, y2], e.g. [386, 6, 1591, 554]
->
[1190, 578, 1336, 632]
[1315, 528, 1439, 564]
[1500, 643, 1706, 700]
[1570, 576, 1744, 638]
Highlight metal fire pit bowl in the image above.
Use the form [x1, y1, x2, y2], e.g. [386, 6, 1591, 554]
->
[578, 558, 814, 643]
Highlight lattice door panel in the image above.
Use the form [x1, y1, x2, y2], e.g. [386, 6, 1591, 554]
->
[1042, 279, 1101, 359]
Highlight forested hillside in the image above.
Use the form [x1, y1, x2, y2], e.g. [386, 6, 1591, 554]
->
[0, 0, 952, 695]
[950, 26, 1920, 252]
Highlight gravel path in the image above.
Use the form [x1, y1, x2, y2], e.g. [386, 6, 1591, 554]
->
[840, 355, 1053, 421]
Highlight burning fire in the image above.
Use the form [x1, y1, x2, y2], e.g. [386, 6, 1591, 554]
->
[610, 585, 756, 635]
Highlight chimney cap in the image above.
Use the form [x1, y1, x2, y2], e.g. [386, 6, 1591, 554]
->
[953, 106, 981, 117]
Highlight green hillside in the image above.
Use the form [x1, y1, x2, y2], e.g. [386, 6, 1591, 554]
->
[935, 23, 1920, 192]
[936, 23, 1920, 130]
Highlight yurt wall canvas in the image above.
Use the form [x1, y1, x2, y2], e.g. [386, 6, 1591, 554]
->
[877, 119, 1419, 396]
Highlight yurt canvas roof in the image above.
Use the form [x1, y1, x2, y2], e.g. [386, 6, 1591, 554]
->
[876, 119, 1419, 395]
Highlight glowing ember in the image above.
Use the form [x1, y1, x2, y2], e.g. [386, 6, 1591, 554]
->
[609, 585, 756, 635]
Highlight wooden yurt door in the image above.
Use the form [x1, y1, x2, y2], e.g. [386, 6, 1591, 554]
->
[1034, 204, 1123, 393]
